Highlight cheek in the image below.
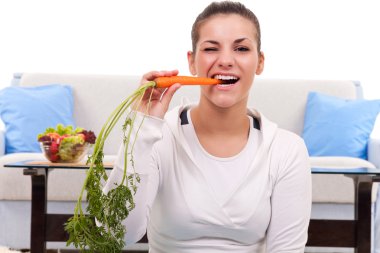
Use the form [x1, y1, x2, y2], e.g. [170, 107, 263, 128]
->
[241, 57, 257, 72]
[194, 55, 215, 75]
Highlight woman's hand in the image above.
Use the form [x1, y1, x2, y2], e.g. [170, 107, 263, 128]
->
[134, 70, 181, 119]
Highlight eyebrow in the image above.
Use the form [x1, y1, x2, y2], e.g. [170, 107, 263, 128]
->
[202, 38, 251, 45]
[235, 38, 250, 43]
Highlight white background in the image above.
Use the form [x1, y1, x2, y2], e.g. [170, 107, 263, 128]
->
[0, 0, 379, 98]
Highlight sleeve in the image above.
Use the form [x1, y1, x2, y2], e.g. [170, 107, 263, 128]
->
[102, 111, 164, 244]
[266, 136, 312, 253]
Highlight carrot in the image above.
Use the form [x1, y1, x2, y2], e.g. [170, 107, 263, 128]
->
[154, 76, 222, 88]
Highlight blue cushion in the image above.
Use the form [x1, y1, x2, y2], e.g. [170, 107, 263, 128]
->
[302, 92, 380, 160]
[0, 84, 74, 154]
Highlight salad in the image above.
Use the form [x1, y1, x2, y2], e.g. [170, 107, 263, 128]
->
[37, 124, 96, 162]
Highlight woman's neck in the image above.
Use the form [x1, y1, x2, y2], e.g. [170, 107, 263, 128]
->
[190, 100, 250, 157]
[191, 100, 249, 136]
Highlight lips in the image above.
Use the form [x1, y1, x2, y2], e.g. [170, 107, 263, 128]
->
[212, 74, 240, 85]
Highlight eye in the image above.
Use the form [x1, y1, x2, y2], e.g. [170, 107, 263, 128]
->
[203, 47, 218, 52]
[235, 46, 250, 52]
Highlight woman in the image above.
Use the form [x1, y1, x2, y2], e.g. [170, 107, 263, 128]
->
[105, 1, 311, 252]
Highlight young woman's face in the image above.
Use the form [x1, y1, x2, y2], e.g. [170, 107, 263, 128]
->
[188, 14, 264, 109]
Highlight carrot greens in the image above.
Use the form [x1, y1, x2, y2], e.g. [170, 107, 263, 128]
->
[65, 81, 155, 252]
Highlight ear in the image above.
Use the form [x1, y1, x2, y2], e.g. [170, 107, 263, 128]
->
[255, 51, 265, 75]
[187, 51, 197, 76]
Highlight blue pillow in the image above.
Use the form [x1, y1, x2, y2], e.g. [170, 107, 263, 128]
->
[0, 84, 74, 154]
[302, 92, 380, 159]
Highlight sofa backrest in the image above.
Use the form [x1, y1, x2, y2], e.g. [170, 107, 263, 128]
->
[16, 73, 361, 155]
[250, 78, 361, 136]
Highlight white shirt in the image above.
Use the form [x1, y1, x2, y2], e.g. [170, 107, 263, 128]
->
[182, 108, 261, 205]
[104, 105, 312, 253]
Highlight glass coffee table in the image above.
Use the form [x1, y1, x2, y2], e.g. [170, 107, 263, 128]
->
[4, 161, 380, 253]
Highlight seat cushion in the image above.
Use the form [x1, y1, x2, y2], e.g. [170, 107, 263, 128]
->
[0, 153, 116, 201]
[310, 156, 378, 203]
[310, 156, 376, 169]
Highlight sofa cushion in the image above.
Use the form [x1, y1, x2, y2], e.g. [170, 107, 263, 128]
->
[309, 156, 378, 203]
[310, 156, 376, 169]
[0, 153, 116, 201]
[0, 84, 74, 154]
[302, 92, 380, 159]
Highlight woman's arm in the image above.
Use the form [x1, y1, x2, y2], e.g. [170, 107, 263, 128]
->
[103, 70, 181, 244]
[266, 136, 312, 252]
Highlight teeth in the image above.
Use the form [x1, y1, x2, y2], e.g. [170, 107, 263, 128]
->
[214, 75, 238, 80]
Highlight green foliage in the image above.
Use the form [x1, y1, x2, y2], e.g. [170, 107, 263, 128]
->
[64, 81, 155, 252]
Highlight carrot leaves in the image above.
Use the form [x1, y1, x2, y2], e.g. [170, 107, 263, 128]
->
[65, 81, 155, 252]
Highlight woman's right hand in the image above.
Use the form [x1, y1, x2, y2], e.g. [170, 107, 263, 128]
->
[133, 70, 181, 119]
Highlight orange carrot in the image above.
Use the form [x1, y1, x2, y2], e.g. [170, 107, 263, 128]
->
[154, 76, 222, 88]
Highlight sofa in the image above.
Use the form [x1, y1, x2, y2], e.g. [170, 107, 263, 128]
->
[0, 72, 379, 252]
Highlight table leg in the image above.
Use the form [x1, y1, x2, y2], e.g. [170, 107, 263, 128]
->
[353, 176, 373, 253]
[24, 168, 48, 253]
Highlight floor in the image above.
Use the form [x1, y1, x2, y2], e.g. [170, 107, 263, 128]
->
[1, 245, 355, 253]
[8, 248, 354, 253]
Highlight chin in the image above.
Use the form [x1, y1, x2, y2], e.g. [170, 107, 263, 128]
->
[211, 99, 238, 109]
[202, 91, 246, 109]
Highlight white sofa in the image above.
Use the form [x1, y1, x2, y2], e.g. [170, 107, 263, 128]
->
[0, 73, 379, 251]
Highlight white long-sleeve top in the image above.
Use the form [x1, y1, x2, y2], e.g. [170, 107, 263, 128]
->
[103, 104, 312, 253]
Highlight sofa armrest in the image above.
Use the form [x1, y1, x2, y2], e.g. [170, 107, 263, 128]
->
[368, 136, 380, 169]
[0, 129, 5, 157]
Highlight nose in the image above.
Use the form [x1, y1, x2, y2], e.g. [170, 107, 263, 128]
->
[217, 49, 234, 68]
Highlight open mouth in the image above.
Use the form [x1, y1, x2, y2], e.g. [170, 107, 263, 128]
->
[213, 74, 240, 85]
